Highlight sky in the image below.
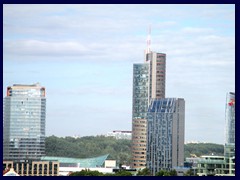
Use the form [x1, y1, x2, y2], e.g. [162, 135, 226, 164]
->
[3, 4, 235, 144]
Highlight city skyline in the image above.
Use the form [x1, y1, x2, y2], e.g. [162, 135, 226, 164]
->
[3, 4, 235, 144]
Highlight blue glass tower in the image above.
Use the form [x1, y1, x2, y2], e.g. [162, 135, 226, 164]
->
[225, 92, 235, 145]
[146, 98, 185, 175]
[3, 83, 46, 161]
[224, 92, 235, 175]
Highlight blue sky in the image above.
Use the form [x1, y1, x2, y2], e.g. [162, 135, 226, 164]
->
[3, 4, 235, 144]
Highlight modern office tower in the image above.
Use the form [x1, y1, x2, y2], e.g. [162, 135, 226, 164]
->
[146, 98, 185, 175]
[3, 83, 46, 161]
[132, 63, 149, 168]
[132, 28, 166, 169]
[224, 92, 235, 175]
[225, 92, 235, 145]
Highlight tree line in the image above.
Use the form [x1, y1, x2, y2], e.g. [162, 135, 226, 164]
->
[45, 135, 132, 165]
[45, 135, 224, 166]
[69, 168, 178, 176]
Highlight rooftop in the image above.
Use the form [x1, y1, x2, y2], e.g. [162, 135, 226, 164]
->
[41, 154, 109, 168]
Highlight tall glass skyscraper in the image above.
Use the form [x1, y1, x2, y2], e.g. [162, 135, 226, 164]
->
[131, 32, 166, 168]
[224, 92, 235, 175]
[132, 28, 185, 171]
[225, 92, 235, 145]
[146, 98, 185, 175]
[3, 83, 46, 161]
[132, 63, 149, 168]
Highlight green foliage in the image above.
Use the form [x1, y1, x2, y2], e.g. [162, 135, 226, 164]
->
[69, 169, 104, 176]
[184, 169, 197, 176]
[103, 173, 115, 176]
[184, 143, 224, 159]
[45, 135, 131, 166]
[155, 169, 177, 176]
[156, 170, 170, 176]
[115, 170, 133, 176]
[136, 168, 151, 176]
[46, 135, 224, 168]
[69, 169, 132, 176]
[169, 169, 177, 176]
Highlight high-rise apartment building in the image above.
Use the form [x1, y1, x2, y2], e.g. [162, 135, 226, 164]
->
[146, 98, 185, 175]
[131, 28, 166, 169]
[3, 83, 46, 161]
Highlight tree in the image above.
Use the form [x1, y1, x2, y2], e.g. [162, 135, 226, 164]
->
[184, 169, 198, 176]
[169, 169, 177, 176]
[115, 170, 132, 176]
[69, 169, 103, 176]
[155, 169, 177, 176]
[103, 173, 115, 176]
[136, 168, 151, 176]
[45, 135, 132, 167]
[155, 170, 170, 176]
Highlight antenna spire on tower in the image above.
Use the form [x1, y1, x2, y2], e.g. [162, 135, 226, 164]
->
[144, 24, 152, 62]
[146, 24, 151, 54]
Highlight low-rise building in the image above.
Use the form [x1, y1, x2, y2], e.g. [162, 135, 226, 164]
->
[196, 155, 232, 176]
[41, 154, 114, 176]
[3, 168, 20, 176]
[3, 160, 59, 176]
[106, 130, 132, 140]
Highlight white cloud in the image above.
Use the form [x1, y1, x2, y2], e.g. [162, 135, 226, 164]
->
[181, 27, 214, 34]
[3, 4, 235, 143]
[4, 40, 107, 57]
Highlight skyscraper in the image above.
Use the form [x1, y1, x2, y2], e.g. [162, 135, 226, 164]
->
[146, 98, 185, 175]
[131, 28, 166, 169]
[224, 92, 235, 175]
[3, 83, 46, 161]
[225, 92, 235, 145]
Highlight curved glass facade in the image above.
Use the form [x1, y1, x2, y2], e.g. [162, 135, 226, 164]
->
[224, 92, 235, 175]
[3, 84, 46, 161]
[41, 154, 109, 168]
[225, 92, 235, 145]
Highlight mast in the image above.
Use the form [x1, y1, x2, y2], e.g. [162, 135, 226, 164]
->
[147, 25, 151, 54]
[144, 25, 151, 62]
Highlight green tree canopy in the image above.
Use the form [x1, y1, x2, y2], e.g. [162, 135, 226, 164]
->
[115, 170, 133, 176]
[45, 135, 224, 167]
[136, 168, 151, 176]
[69, 169, 104, 176]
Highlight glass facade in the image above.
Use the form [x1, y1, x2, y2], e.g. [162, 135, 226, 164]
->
[132, 63, 149, 168]
[3, 84, 46, 161]
[131, 52, 166, 169]
[41, 154, 109, 168]
[132, 63, 149, 120]
[225, 92, 235, 145]
[224, 92, 235, 175]
[147, 98, 185, 175]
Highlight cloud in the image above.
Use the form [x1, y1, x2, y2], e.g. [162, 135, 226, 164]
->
[3, 4, 235, 143]
[48, 86, 131, 98]
[181, 27, 214, 34]
[4, 40, 107, 57]
[4, 4, 234, 64]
